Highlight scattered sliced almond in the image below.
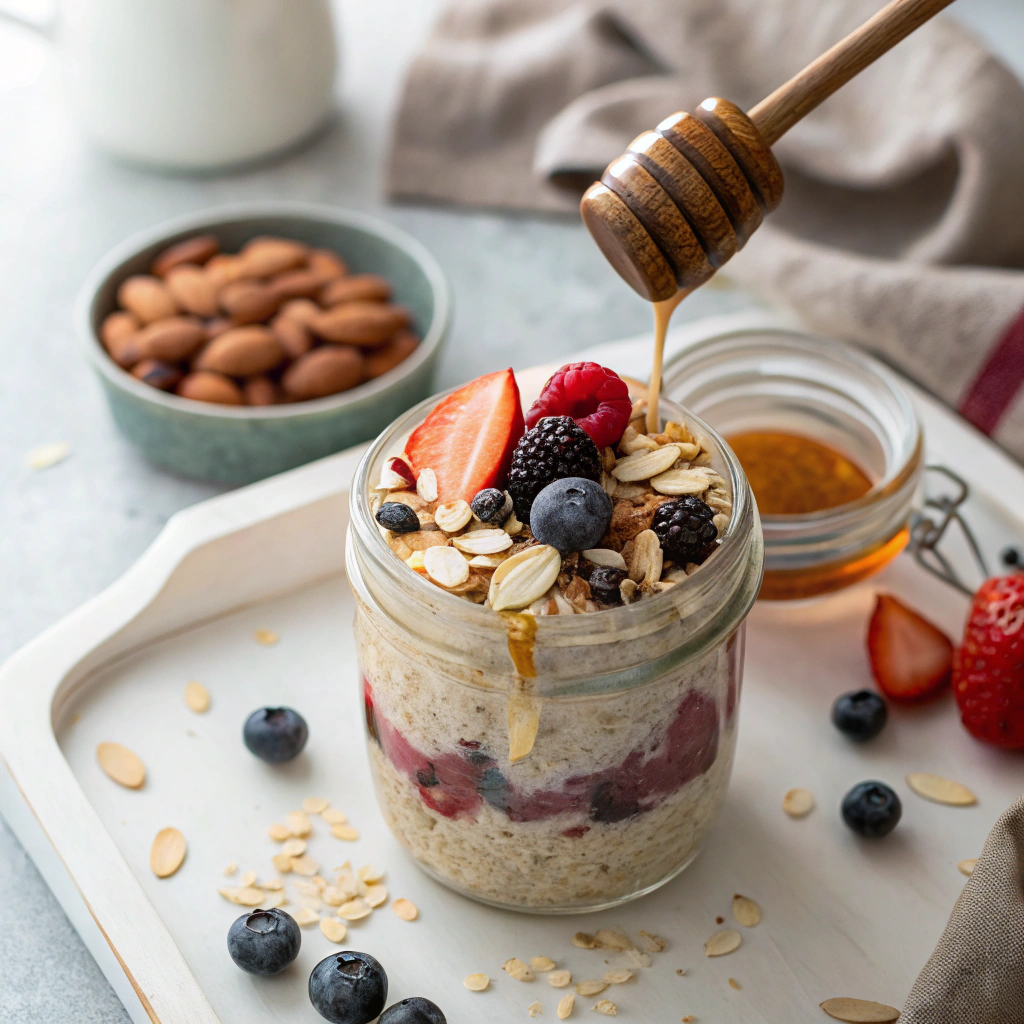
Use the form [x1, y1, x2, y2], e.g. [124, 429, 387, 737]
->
[548, 970, 572, 988]
[184, 681, 210, 713]
[732, 894, 762, 927]
[424, 545, 471, 588]
[958, 858, 979, 876]
[557, 993, 575, 1019]
[254, 628, 279, 645]
[612, 445, 679, 481]
[504, 958, 536, 982]
[272, 853, 293, 873]
[290, 855, 319, 877]
[268, 823, 290, 842]
[236, 887, 267, 907]
[625, 950, 652, 969]
[262, 878, 283, 891]
[332, 824, 360, 841]
[704, 930, 741, 957]
[906, 772, 977, 806]
[819, 997, 901, 1022]
[281, 838, 307, 858]
[464, 974, 490, 992]
[26, 441, 71, 470]
[595, 929, 634, 952]
[504, 513, 524, 535]
[240, 870, 257, 887]
[531, 956, 556, 972]
[96, 742, 146, 789]
[783, 787, 815, 817]
[223, 862, 237, 876]
[528, 1001, 542, 1018]
[293, 907, 320, 926]
[303, 796, 329, 814]
[604, 969, 633, 984]
[593, 999, 618, 1016]
[728, 978, 741, 990]
[453, 529, 514, 556]
[637, 931, 666, 952]
[571, 932, 598, 949]
[322, 808, 348, 825]
[435, 499, 473, 533]
[150, 828, 187, 878]
[628, 529, 663, 586]
[337, 898, 372, 921]
[364, 885, 388, 908]
[650, 467, 712, 496]
[286, 811, 312, 837]
[320, 917, 347, 943]
[392, 898, 418, 921]
[262, 889, 286, 909]
[575, 981, 607, 997]
[358, 864, 385, 883]
[581, 548, 627, 569]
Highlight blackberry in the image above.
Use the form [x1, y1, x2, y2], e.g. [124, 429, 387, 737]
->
[651, 496, 718, 565]
[507, 416, 601, 523]
[588, 566, 627, 604]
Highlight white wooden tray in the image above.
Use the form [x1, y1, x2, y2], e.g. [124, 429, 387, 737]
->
[3, 316, 1024, 1024]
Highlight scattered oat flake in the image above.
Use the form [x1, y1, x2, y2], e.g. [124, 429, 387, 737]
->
[272, 853, 293, 873]
[783, 787, 814, 817]
[322, 807, 348, 825]
[364, 885, 388, 908]
[290, 855, 319, 877]
[603, 969, 633, 985]
[593, 999, 617, 1016]
[595, 929, 633, 951]
[958, 858, 979, 876]
[531, 956, 556, 972]
[303, 796, 329, 814]
[254, 628, 279, 645]
[281, 837, 307, 858]
[819, 997, 900, 1022]
[223, 862, 237, 876]
[150, 828, 187, 878]
[637, 930, 666, 952]
[286, 811, 312, 837]
[548, 970, 572, 988]
[574, 981, 607, 997]
[625, 949, 652, 969]
[332, 824, 360, 841]
[320, 917, 347, 943]
[732, 894, 762, 927]
[184, 681, 210, 713]
[504, 958, 536, 982]
[268, 823, 290, 842]
[528, 1002, 543, 1018]
[96, 742, 146, 789]
[26, 442, 70, 470]
[728, 978, 741, 990]
[464, 974, 490, 992]
[571, 932, 597, 949]
[557, 993, 575, 1019]
[218, 886, 264, 907]
[359, 865, 385, 883]
[262, 878, 283, 891]
[392, 898, 418, 921]
[704, 930, 742, 957]
[293, 907, 320, 926]
[240, 870, 257, 887]
[906, 772, 977, 806]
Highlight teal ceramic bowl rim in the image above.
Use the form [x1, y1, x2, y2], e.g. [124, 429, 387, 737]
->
[74, 201, 452, 421]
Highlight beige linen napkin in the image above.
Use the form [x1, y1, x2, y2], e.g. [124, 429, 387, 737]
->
[388, 0, 1024, 462]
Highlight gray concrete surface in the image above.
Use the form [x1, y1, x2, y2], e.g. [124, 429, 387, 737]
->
[1, 1, 1021, 1019]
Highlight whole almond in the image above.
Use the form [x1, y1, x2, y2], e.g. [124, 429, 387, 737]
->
[270, 313, 313, 359]
[195, 326, 286, 377]
[238, 236, 308, 277]
[176, 371, 244, 405]
[165, 264, 219, 317]
[132, 359, 183, 392]
[311, 302, 410, 345]
[204, 317, 233, 341]
[279, 298, 321, 327]
[204, 253, 249, 290]
[307, 248, 348, 283]
[219, 279, 280, 325]
[320, 273, 391, 307]
[268, 268, 323, 303]
[151, 234, 219, 277]
[364, 331, 418, 379]
[283, 346, 363, 400]
[136, 316, 207, 361]
[100, 311, 141, 367]
[244, 376, 282, 406]
[118, 275, 178, 324]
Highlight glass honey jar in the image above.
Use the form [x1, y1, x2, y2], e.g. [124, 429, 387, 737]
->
[663, 328, 923, 600]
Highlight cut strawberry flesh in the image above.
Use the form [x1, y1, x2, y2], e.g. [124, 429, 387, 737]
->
[405, 368, 524, 503]
[867, 594, 953, 702]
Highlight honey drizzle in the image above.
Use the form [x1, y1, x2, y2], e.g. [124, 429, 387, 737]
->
[647, 290, 689, 433]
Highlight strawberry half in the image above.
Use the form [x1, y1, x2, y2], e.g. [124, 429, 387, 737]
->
[405, 369, 524, 504]
[867, 594, 954, 702]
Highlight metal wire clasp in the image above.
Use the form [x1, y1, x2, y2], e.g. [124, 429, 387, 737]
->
[908, 465, 989, 596]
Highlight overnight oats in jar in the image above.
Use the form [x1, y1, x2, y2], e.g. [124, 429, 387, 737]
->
[346, 363, 763, 911]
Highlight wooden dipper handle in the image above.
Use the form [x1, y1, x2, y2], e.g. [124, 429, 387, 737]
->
[581, 0, 958, 302]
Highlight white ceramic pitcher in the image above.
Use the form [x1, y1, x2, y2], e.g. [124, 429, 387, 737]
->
[0, 0, 338, 170]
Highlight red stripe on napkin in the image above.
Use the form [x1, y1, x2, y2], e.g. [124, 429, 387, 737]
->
[959, 304, 1024, 435]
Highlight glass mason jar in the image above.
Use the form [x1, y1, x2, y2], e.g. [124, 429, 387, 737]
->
[346, 392, 764, 913]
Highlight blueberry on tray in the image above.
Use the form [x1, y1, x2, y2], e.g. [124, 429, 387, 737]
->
[842, 780, 902, 838]
[243, 707, 309, 763]
[309, 951, 388, 1024]
[227, 909, 300, 976]
[831, 690, 888, 742]
[379, 996, 447, 1024]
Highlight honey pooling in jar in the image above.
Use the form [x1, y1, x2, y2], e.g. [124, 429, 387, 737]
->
[726, 431, 873, 515]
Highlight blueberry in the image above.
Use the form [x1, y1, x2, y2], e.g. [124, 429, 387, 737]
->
[1002, 546, 1021, 568]
[309, 951, 388, 1024]
[831, 690, 888, 742]
[529, 477, 613, 552]
[227, 908, 300, 976]
[243, 707, 308, 763]
[470, 488, 512, 525]
[379, 997, 447, 1024]
[841, 781, 902, 838]
[376, 502, 420, 534]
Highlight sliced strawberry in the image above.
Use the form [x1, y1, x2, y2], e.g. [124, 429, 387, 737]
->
[867, 594, 953, 703]
[405, 369, 524, 503]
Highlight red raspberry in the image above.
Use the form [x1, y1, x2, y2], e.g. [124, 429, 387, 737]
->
[953, 575, 1024, 749]
[525, 362, 632, 449]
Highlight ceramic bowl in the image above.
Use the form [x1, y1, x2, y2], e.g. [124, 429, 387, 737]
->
[76, 203, 452, 485]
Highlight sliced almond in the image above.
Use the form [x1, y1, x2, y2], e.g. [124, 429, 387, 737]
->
[415, 467, 438, 502]
[96, 742, 146, 789]
[958, 858, 979, 876]
[268, 823, 290, 842]
[332, 824, 360, 841]
[358, 864, 385, 883]
[286, 811, 312, 837]
[571, 932, 597, 949]
[236, 887, 266, 906]
[557, 993, 575, 1019]
[254, 628, 279, 645]
[729, 978, 742, 990]
[704, 929, 741, 957]
[262, 889, 287, 909]
[575, 980, 607, 997]
[392, 897, 418, 921]
[625, 949, 652, 969]
[240, 870, 257, 887]
[490, 544, 561, 611]
[603, 969, 633, 984]
[468, 553, 507, 569]
[783, 787, 815, 817]
[548, 970, 572, 988]
[364, 884, 388, 908]
[435, 499, 473, 533]
[303, 796, 329, 814]
[262, 878, 283, 891]
[637, 930, 666, 952]
[463, 974, 490, 992]
[595, 929, 634, 952]
[732, 894, 762, 927]
[281, 838, 307, 858]
[337, 898, 372, 921]
[453, 529, 514, 556]
[322, 807, 348, 825]
[376, 464, 414, 491]
[223, 862, 237, 876]
[628, 530, 663, 586]
[650, 468, 711, 496]
[184, 681, 210, 712]
[503, 958, 535, 982]
[424, 545, 470, 588]
[320, 917, 347, 943]
[504, 512, 524, 535]
[528, 1001, 542, 1018]
[819, 997, 901, 1022]
[582, 548, 627, 569]
[26, 442, 71, 470]
[906, 772, 977, 806]
[619, 578, 638, 604]
[620, 431, 660, 453]
[290, 855, 319, 877]
[531, 956, 556, 972]
[612, 445, 679, 481]
[293, 907, 320, 926]
[592, 999, 618, 1016]
[150, 828, 186, 878]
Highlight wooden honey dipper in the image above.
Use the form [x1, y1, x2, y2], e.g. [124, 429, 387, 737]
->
[581, 0, 957, 304]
